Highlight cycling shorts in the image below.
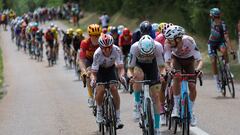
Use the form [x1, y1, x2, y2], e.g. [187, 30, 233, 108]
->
[96, 65, 117, 83]
[208, 42, 226, 57]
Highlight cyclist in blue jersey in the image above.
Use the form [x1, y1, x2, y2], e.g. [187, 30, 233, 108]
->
[208, 8, 235, 92]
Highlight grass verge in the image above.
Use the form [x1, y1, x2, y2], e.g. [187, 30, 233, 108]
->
[0, 48, 4, 99]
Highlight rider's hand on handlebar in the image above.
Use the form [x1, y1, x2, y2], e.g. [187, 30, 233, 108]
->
[195, 70, 203, 77]
[90, 79, 96, 88]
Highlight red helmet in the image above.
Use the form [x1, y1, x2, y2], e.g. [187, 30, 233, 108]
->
[122, 28, 130, 36]
[98, 34, 114, 48]
[102, 28, 108, 34]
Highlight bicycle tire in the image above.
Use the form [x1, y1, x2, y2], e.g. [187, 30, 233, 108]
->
[182, 96, 190, 135]
[146, 98, 154, 135]
[226, 69, 235, 98]
[219, 68, 226, 97]
[108, 98, 117, 135]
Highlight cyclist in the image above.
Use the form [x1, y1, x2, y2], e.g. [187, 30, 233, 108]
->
[128, 35, 165, 134]
[62, 28, 74, 63]
[79, 24, 101, 107]
[99, 11, 110, 28]
[51, 27, 59, 61]
[118, 28, 132, 71]
[110, 26, 119, 46]
[44, 27, 54, 61]
[164, 25, 203, 126]
[73, 28, 84, 66]
[91, 34, 125, 129]
[208, 8, 235, 92]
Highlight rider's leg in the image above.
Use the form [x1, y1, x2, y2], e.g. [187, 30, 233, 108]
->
[95, 85, 105, 123]
[132, 67, 144, 119]
[150, 84, 162, 129]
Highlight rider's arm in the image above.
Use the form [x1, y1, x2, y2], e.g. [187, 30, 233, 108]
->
[195, 59, 203, 71]
[79, 47, 87, 73]
[224, 33, 234, 52]
[127, 44, 137, 78]
[115, 47, 125, 78]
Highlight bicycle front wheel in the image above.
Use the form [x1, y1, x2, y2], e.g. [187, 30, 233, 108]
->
[182, 96, 190, 135]
[108, 98, 117, 135]
[146, 98, 154, 135]
[226, 70, 235, 98]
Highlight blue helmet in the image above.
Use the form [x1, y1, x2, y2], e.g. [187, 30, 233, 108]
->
[210, 8, 221, 17]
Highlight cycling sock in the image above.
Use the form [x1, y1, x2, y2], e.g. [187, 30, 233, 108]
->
[189, 100, 194, 112]
[173, 95, 180, 108]
[116, 110, 120, 119]
[87, 87, 93, 98]
[154, 113, 160, 128]
[134, 91, 141, 103]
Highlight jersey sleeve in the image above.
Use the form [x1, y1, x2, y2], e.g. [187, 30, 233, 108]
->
[128, 43, 137, 68]
[154, 42, 165, 66]
[91, 51, 100, 71]
[115, 46, 124, 65]
[79, 40, 87, 59]
[163, 41, 172, 62]
[188, 37, 202, 61]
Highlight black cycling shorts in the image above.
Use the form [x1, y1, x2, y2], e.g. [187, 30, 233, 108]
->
[96, 65, 117, 83]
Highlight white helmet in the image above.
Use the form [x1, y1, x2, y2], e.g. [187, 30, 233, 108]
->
[138, 35, 155, 55]
[164, 25, 185, 40]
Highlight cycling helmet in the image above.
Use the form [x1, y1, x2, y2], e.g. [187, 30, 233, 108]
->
[87, 24, 102, 36]
[158, 22, 167, 33]
[138, 35, 155, 55]
[122, 28, 130, 36]
[75, 28, 83, 36]
[51, 27, 57, 33]
[102, 28, 108, 34]
[139, 21, 152, 34]
[98, 34, 114, 48]
[50, 23, 54, 28]
[117, 25, 124, 34]
[110, 26, 118, 34]
[210, 8, 221, 17]
[152, 23, 159, 32]
[67, 28, 74, 35]
[164, 25, 185, 40]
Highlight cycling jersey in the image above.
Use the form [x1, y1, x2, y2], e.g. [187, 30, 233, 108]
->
[118, 34, 132, 47]
[155, 33, 165, 47]
[208, 20, 227, 43]
[73, 35, 84, 52]
[92, 45, 123, 71]
[79, 38, 99, 61]
[128, 41, 164, 67]
[164, 35, 202, 62]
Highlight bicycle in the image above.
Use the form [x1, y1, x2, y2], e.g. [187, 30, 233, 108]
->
[215, 52, 235, 98]
[96, 80, 121, 135]
[130, 80, 154, 135]
[170, 71, 202, 135]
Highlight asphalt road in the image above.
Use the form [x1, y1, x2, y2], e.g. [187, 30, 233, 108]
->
[0, 21, 239, 135]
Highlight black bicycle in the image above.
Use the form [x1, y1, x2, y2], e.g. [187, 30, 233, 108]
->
[97, 80, 123, 135]
[215, 52, 235, 98]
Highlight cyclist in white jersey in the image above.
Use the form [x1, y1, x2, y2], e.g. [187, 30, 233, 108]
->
[91, 34, 125, 129]
[128, 35, 165, 134]
[164, 25, 203, 126]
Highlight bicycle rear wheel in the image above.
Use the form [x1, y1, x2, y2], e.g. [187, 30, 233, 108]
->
[226, 69, 235, 98]
[146, 98, 154, 135]
[182, 96, 190, 135]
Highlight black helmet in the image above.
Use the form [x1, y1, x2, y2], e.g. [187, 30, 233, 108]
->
[140, 21, 152, 34]
[110, 26, 118, 34]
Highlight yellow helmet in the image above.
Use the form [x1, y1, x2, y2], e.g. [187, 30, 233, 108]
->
[107, 26, 113, 32]
[67, 28, 74, 34]
[51, 27, 57, 33]
[87, 24, 101, 36]
[75, 28, 83, 36]
[158, 22, 167, 33]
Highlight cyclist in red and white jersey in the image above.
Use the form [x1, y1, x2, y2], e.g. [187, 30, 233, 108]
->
[91, 34, 125, 129]
[164, 25, 203, 126]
